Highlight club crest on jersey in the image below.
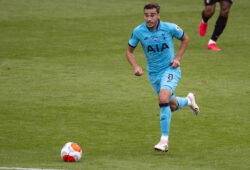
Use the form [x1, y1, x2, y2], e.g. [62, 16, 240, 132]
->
[162, 33, 166, 40]
[152, 36, 158, 42]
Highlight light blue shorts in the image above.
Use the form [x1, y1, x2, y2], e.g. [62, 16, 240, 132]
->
[148, 67, 181, 100]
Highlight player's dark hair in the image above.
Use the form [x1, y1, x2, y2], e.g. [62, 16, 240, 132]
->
[144, 2, 160, 13]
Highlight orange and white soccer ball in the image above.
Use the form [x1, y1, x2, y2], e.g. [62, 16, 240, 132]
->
[61, 142, 82, 162]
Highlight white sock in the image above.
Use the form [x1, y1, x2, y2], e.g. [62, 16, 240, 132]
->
[161, 136, 168, 142]
[208, 39, 216, 45]
[187, 97, 191, 106]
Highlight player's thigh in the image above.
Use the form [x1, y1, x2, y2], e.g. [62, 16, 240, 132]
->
[148, 73, 161, 96]
[148, 74, 175, 103]
[160, 68, 181, 95]
[220, 0, 232, 17]
[204, 0, 216, 16]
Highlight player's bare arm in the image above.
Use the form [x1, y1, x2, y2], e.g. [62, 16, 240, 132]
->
[126, 45, 143, 76]
[171, 33, 189, 68]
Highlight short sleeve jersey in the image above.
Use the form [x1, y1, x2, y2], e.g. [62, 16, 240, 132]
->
[128, 20, 184, 73]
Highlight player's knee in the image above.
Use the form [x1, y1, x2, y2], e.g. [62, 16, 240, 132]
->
[204, 7, 215, 16]
[208, 9, 215, 16]
[220, 8, 230, 17]
[159, 95, 169, 104]
[159, 90, 171, 103]
[220, 2, 231, 17]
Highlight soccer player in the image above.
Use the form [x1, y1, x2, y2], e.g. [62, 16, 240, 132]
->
[126, 2, 200, 152]
[199, 0, 233, 51]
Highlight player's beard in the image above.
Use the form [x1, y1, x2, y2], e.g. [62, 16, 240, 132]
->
[147, 21, 156, 30]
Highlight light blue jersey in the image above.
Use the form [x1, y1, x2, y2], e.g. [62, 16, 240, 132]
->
[128, 20, 184, 73]
[128, 20, 189, 138]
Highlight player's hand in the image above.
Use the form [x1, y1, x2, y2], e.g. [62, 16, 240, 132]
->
[171, 59, 180, 68]
[133, 66, 143, 76]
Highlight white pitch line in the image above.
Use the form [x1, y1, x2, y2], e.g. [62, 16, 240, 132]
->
[0, 167, 61, 170]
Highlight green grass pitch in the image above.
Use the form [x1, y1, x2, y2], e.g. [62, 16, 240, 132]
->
[0, 0, 249, 169]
